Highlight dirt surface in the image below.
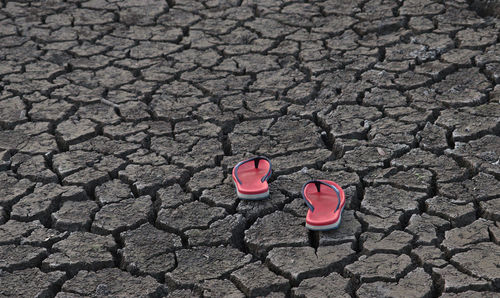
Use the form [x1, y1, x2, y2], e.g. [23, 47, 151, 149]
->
[0, 0, 499, 297]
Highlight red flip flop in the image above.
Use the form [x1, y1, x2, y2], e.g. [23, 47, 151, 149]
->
[301, 180, 345, 231]
[232, 156, 272, 200]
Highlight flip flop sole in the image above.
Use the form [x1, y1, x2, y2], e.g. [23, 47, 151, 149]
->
[305, 205, 345, 231]
[235, 186, 269, 200]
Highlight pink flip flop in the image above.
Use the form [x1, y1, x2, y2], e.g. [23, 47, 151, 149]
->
[301, 180, 346, 231]
[232, 156, 272, 200]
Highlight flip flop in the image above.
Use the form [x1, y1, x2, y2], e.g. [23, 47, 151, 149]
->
[232, 156, 272, 200]
[301, 180, 345, 231]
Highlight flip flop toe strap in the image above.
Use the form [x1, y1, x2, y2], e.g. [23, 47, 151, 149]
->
[301, 180, 341, 212]
[234, 156, 272, 185]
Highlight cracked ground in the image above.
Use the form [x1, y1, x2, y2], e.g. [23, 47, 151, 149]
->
[0, 0, 499, 297]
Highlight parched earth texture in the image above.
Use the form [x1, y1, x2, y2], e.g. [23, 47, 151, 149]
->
[0, 0, 499, 297]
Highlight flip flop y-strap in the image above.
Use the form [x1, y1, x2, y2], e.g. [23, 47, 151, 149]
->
[233, 156, 272, 185]
[301, 180, 341, 212]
